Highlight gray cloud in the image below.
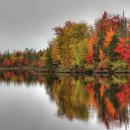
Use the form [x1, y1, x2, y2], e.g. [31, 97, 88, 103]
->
[0, 0, 130, 52]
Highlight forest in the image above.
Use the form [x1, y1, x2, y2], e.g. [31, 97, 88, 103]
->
[0, 11, 130, 73]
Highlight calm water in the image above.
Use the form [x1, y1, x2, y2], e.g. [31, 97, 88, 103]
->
[0, 71, 130, 130]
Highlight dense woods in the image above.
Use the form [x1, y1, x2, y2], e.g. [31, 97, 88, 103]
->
[1, 11, 130, 73]
[0, 48, 45, 68]
[46, 11, 130, 73]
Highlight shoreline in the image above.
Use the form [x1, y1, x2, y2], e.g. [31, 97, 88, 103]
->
[0, 67, 130, 75]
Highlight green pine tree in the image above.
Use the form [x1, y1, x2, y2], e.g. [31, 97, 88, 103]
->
[93, 44, 99, 67]
[106, 34, 119, 62]
[45, 44, 54, 72]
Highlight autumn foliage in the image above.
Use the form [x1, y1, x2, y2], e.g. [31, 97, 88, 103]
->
[42, 11, 130, 72]
[0, 49, 45, 68]
[0, 11, 130, 72]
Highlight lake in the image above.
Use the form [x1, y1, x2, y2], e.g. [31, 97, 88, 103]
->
[0, 71, 129, 130]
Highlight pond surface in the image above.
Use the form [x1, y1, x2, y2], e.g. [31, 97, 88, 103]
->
[0, 71, 130, 130]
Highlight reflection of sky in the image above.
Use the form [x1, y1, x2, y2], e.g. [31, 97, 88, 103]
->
[0, 82, 129, 130]
[109, 124, 130, 130]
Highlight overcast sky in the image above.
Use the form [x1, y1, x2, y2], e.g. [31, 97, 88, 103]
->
[0, 0, 130, 53]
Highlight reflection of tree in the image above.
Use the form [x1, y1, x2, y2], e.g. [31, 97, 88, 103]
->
[44, 75, 130, 129]
[0, 71, 130, 129]
[50, 76, 90, 120]
[0, 70, 45, 85]
[86, 76, 130, 129]
[43, 74, 58, 101]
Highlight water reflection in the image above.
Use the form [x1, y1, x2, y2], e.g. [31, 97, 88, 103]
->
[0, 70, 45, 85]
[0, 71, 130, 130]
[44, 74, 130, 130]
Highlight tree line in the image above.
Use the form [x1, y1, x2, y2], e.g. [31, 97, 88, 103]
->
[0, 11, 130, 72]
[0, 48, 45, 67]
[45, 11, 130, 72]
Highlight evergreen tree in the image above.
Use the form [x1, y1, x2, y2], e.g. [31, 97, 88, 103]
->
[97, 32, 104, 48]
[106, 34, 119, 62]
[117, 10, 127, 38]
[45, 44, 54, 71]
[93, 44, 99, 67]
